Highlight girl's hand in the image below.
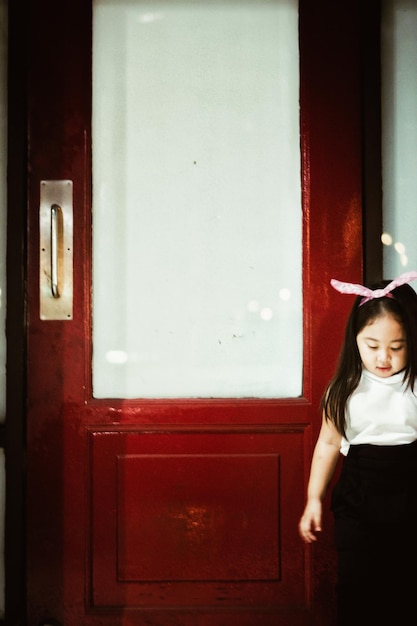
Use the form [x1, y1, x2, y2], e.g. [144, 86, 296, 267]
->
[298, 414, 341, 543]
[298, 499, 323, 543]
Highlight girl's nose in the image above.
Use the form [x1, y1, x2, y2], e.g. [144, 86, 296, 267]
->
[377, 349, 390, 363]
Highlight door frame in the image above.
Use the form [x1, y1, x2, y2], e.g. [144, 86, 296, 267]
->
[5, 1, 29, 624]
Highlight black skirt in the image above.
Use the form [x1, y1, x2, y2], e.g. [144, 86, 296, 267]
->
[331, 439, 417, 626]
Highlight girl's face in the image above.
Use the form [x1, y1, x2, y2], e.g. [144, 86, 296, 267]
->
[356, 313, 407, 377]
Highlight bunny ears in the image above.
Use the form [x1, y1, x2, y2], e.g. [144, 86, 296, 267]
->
[331, 270, 417, 305]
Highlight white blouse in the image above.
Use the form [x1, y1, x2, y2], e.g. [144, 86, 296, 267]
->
[341, 369, 417, 456]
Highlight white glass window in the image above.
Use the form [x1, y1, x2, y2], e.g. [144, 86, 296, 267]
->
[92, 0, 302, 398]
[381, 0, 417, 276]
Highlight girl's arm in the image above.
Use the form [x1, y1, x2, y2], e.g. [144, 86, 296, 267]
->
[298, 414, 342, 543]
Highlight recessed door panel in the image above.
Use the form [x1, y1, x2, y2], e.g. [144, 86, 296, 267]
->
[89, 428, 305, 609]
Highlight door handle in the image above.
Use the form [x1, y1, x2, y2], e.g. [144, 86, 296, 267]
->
[39, 180, 73, 320]
[50, 203, 61, 298]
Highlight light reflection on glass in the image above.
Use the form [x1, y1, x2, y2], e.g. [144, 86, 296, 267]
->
[138, 12, 164, 24]
[247, 300, 259, 313]
[260, 307, 273, 321]
[106, 350, 129, 364]
[381, 232, 393, 246]
[279, 288, 291, 301]
[381, 232, 408, 267]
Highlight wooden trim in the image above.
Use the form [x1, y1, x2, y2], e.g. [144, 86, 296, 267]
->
[360, 0, 383, 283]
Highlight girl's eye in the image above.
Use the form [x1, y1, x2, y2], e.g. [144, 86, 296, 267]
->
[367, 345, 378, 350]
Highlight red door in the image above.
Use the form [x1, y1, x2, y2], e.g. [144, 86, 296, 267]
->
[26, 1, 362, 624]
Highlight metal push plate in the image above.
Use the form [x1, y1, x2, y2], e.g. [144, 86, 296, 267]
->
[39, 180, 73, 320]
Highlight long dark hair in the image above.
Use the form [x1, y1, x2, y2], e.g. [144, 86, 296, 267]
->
[322, 280, 417, 436]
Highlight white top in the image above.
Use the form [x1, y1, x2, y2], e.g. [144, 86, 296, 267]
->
[340, 369, 417, 455]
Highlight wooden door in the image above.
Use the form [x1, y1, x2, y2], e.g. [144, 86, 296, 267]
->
[25, 1, 362, 624]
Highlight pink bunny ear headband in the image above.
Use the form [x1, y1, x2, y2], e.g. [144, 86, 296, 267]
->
[331, 270, 417, 306]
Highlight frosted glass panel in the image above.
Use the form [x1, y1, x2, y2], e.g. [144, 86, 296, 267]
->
[381, 0, 417, 277]
[92, 0, 302, 398]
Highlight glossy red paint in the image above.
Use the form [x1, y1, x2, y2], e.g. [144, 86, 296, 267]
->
[90, 427, 304, 607]
[25, 0, 363, 624]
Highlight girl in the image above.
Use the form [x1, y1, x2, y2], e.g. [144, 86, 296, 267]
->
[299, 271, 417, 626]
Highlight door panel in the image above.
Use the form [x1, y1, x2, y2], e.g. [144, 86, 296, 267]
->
[26, 0, 362, 624]
[89, 427, 304, 608]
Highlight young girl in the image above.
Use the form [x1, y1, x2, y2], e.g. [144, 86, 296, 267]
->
[299, 271, 417, 626]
